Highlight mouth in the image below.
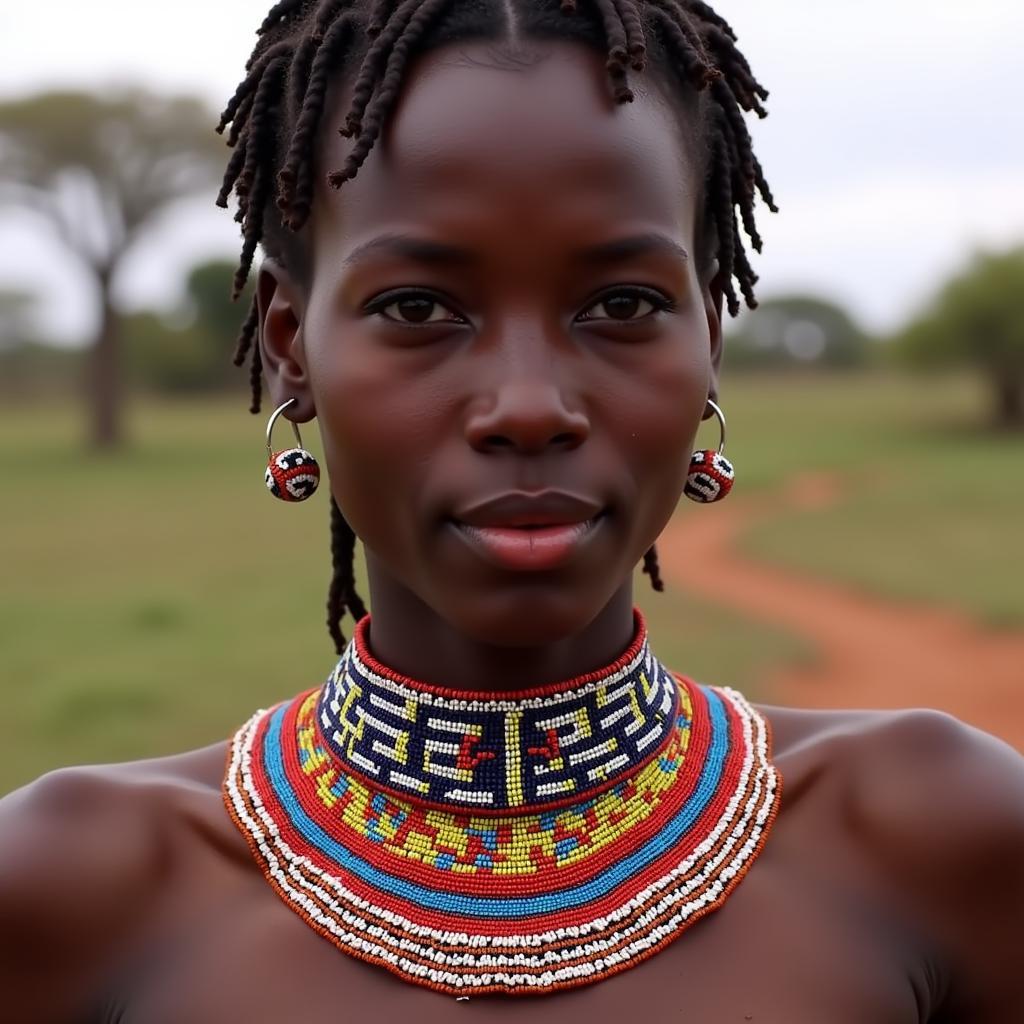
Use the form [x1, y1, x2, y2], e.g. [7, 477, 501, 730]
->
[450, 512, 606, 572]
[447, 489, 610, 571]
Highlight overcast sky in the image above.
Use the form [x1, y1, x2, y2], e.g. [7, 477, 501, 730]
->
[2, 0, 1022, 342]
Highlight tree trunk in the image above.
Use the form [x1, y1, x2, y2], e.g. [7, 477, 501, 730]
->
[992, 371, 1024, 431]
[90, 272, 121, 449]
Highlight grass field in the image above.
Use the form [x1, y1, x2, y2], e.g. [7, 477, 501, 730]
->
[0, 392, 808, 795]
[721, 372, 1024, 628]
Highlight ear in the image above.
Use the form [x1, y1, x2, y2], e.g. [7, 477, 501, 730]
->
[701, 257, 726, 420]
[257, 259, 315, 421]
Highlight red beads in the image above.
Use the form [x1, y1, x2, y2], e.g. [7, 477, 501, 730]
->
[684, 450, 735, 504]
[265, 446, 321, 502]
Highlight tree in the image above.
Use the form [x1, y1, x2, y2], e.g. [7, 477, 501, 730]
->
[0, 90, 227, 447]
[183, 259, 253, 353]
[894, 246, 1024, 429]
[123, 260, 251, 395]
[724, 294, 870, 372]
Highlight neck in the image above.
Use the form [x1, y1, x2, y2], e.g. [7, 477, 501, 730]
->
[362, 551, 636, 695]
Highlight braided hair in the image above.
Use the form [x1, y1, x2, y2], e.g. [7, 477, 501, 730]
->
[217, 0, 776, 653]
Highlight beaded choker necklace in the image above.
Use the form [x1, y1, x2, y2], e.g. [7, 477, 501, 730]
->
[224, 609, 781, 996]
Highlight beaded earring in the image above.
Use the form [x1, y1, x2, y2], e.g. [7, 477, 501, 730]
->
[684, 399, 735, 504]
[265, 398, 321, 502]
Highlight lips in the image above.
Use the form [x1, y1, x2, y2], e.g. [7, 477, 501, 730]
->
[448, 491, 609, 572]
[452, 491, 605, 529]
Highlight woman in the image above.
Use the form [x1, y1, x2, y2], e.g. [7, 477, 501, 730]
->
[2, 1, 1022, 1020]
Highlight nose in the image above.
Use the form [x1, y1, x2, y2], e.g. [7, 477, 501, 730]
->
[463, 338, 591, 456]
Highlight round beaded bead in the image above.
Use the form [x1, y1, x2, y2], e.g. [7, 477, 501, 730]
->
[684, 450, 735, 504]
[265, 447, 321, 502]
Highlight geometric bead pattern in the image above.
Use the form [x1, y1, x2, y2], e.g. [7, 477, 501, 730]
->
[298, 685, 691, 876]
[223, 608, 782, 997]
[684, 449, 735, 504]
[265, 447, 321, 502]
[317, 611, 679, 813]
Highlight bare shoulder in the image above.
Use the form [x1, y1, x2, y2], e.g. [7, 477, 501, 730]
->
[757, 699, 1024, 822]
[0, 743, 229, 1022]
[848, 706, 1024, 852]
[760, 700, 1024, 873]
[759, 700, 1024, 1021]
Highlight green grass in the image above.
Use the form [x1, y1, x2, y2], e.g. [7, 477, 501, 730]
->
[720, 372, 1024, 627]
[0, 395, 806, 795]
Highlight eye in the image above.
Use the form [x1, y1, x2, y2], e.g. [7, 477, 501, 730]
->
[578, 287, 675, 323]
[365, 290, 465, 325]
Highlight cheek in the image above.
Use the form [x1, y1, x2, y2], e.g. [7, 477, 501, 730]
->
[301, 302, 450, 546]
[613, 316, 712, 513]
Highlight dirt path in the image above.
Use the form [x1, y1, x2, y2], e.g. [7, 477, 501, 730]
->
[656, 474, 1024, 752]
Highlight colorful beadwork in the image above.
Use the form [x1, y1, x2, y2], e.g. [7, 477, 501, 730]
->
[318, 618, 679, 812]
[265, 447, 320, 502]
[684, 449, 735, 503]
[223, 608, 781, 996]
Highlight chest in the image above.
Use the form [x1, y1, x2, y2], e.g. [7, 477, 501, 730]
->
[111, 848, 929, 1024]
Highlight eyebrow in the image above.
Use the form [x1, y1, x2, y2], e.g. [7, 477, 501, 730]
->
[576, 234, 690, 266]
[340, 232, 689, 269]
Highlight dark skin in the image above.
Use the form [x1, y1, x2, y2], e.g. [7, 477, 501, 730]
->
[2, 41, 1023, 1024]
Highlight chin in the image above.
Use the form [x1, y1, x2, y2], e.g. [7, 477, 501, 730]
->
[435, 587, 618, 649]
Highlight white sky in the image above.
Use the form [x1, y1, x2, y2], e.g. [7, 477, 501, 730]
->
[1, 0, 1022, 342]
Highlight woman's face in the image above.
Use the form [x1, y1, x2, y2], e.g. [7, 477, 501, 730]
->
[261, 39, 723, 647]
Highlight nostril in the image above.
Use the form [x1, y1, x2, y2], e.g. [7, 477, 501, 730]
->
[481, 433, 578, 450]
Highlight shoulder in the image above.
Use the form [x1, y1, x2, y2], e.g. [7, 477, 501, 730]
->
[855, 709, 1024, 1019]
[764, 702, 1024, 1020]
[766, 703, 1024, 876]
[0, 762, 155, 910]
[845, 707, 1024, 871]
[759, 700, 1024, 831]
[0, 745, 228, 1020]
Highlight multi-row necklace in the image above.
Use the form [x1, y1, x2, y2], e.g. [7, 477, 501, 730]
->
[224, 608, 781, 996]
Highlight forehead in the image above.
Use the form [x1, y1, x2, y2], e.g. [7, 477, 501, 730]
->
[312, 39, 701, 258]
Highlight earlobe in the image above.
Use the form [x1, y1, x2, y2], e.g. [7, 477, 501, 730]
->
[257, 260, 315, 421]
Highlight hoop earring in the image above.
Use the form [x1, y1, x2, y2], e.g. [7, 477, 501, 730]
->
[684, 399, 735, 504]
[265, 398, 321, 502]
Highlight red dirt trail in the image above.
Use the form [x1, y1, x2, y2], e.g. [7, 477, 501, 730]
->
[656, 474, 1024, 753]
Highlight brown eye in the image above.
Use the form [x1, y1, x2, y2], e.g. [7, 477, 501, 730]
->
[368, 291, 464, 325]
[579, 288, 670, 323]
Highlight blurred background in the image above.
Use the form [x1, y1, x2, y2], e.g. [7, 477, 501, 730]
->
[1, 1, 1022, 794]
